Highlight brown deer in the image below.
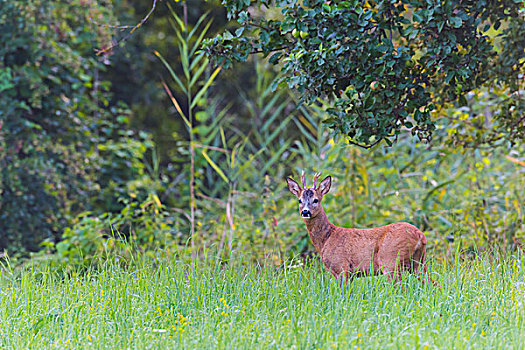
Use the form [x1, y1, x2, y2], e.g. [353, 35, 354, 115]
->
[287, 171, 431, 283]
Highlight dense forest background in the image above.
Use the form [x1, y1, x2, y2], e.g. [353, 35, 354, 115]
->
[0, 0, 523, 268]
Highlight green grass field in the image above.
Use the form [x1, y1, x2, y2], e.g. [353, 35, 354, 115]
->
[1, 253, 524, 349]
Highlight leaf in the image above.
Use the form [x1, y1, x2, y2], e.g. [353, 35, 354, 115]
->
[201, 149, 229, 183]
[161, 80, 190, 128]
[449, 17, 463, 28]
[269, 52, 281, 64]
[423, 180, 456, 205]
[234, 147, 266, 179]
[364, 96, 376, 110]
[437, 21, 445, 33]
[154, 50, 187, 93]
[189, 56, 209, 88]
[191, 66, 222, 108]
[152, 194, 162, 207]
[191, 19, 213, 56]
[261, 140, 291, 174]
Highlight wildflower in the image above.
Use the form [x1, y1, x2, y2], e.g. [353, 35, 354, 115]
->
[481, 331, 486, 336]
[357, 333, 362, 337]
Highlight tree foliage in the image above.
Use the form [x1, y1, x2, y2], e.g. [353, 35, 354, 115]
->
[0, 0, 152, 253]
[204, 0, 524, 147]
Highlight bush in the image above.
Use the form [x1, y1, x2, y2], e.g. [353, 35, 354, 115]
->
[39, 194, 181, 270]
[0, 0, 154, 254]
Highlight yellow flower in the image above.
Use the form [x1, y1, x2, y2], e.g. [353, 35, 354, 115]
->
[481, 331, 486, 336]
[357, 333, 362, 337]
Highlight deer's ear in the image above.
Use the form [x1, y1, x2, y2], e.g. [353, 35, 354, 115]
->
[318, 176, 331, 196]
[286, 177, 301, 197]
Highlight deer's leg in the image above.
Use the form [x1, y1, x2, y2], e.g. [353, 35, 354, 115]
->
[378, 246, 408, 283]
[376, 256, 402, 282]
[329, 260, 360, 285]
[409, 237, 426, 273]
[390, 260, 408, 283]
[330, 270, 352, 286]
[412, 245, 427, 283]
[411, 246, 441, 287]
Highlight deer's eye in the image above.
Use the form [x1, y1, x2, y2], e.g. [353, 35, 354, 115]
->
[298, 199, 302, 204]
[313, 199, 318, 203]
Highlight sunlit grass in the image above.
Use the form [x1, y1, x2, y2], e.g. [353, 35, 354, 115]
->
[1, 253, 524, 349]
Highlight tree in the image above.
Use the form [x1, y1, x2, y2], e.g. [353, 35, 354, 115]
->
[204, 0, 524, 148]
[0, 0, 152, 253]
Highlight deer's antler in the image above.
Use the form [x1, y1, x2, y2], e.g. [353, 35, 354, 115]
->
[301, 170, 307, 189]
[313, 172, 321, 188]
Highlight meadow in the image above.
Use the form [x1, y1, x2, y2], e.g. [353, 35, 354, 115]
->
[1, 252, 524, 349]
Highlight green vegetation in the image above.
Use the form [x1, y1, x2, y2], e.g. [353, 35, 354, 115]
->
[1, 1, 524, 347]
[1, 253, 524, 348]
[0, 0, 153, 253]
[1, 0, 523, 264]
[206, 0, 524, 147]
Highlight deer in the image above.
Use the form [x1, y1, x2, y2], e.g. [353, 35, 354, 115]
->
[287, 171, 432, 284]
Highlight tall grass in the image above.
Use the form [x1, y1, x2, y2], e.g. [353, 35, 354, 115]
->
[1, 253, 524, 349]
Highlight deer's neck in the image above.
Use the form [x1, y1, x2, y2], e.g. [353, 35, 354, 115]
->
[304, 208, 333, 253]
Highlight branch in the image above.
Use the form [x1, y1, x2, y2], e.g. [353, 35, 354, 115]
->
[346, 138, 383, 149]
[249, 44, 293, 55]
[90, 0, 159, 56]
[196, 193, 226, 207]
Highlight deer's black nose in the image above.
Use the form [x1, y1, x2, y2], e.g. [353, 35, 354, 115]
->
[301, 210, 311, 217]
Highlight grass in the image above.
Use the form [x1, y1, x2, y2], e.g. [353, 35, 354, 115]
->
[1, 252, 524, 349]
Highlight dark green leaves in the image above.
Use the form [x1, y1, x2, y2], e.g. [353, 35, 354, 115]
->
[449, 16, 463, 28]
[204, 0, 524, 148]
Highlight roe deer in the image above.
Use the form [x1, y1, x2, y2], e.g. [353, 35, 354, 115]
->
[287, 171, 431, 283]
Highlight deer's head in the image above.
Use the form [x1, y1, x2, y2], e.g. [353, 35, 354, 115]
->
[286, 171, 331, 219]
